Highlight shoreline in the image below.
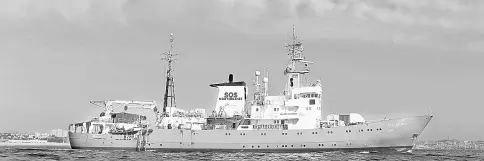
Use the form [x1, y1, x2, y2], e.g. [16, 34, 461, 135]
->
[0, 142, 70, 148]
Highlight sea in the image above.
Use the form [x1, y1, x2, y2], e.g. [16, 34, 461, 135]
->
[0, 147, 483, 161]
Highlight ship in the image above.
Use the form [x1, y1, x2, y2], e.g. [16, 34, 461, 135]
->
[68, 100, 156, 150]
[68, 26, 433, 153]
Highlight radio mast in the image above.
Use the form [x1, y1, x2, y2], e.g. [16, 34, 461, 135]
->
[161, 33, 178, 116]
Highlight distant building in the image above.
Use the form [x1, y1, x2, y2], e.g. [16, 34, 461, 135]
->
[50, 129, 68, 137]
[35, 132, 50, 139]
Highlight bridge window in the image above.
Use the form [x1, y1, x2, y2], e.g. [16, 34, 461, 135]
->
[309, 99, 315, 105]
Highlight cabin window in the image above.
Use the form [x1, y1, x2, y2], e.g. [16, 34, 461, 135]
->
[256, 108, 259, 112]
[309, 99, 315, 105]
[241, 126, 248, 129]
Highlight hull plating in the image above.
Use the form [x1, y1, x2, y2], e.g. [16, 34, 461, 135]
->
[68, 132, 138, 150]
[68, 115, 432, 152]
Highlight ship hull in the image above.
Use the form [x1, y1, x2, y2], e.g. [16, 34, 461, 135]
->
[68, 132, 139, 151]
[68, 115, 432, 153]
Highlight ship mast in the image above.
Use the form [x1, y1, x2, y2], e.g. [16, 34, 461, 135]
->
[161, 33, 178, 116]
[284, 25, 312, 97]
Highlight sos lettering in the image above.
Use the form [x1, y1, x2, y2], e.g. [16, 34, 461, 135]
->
[219, 92, 242, 100]
[224, 92, 238, 98]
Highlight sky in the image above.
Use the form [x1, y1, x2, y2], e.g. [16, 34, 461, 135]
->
[1, 0, 483, 141]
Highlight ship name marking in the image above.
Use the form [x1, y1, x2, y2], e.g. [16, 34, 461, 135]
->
[387, 122, 406, 128]
[219, 92, 243, 100]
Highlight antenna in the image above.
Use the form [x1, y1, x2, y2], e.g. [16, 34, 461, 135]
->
[161, 33, 178, 72]
[161, 33, 178, 116]
[283, 25, 308, 96]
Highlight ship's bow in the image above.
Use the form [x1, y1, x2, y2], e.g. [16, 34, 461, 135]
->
[382, 115, 433, 152]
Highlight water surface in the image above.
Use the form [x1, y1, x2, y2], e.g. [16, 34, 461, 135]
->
[1, 147, 482, 161]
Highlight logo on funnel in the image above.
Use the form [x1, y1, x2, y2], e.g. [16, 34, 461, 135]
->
[219, 92, 243, 100]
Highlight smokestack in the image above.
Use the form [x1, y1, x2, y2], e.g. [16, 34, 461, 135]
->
[229, 74, 233, 83]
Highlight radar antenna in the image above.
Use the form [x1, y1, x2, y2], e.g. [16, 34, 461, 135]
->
[285, 25, 304, 61]
[161, 33, 178, 116]
[283, 25, 312, 96]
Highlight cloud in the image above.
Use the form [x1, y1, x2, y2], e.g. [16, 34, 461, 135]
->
[1, 0, 483, 51]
